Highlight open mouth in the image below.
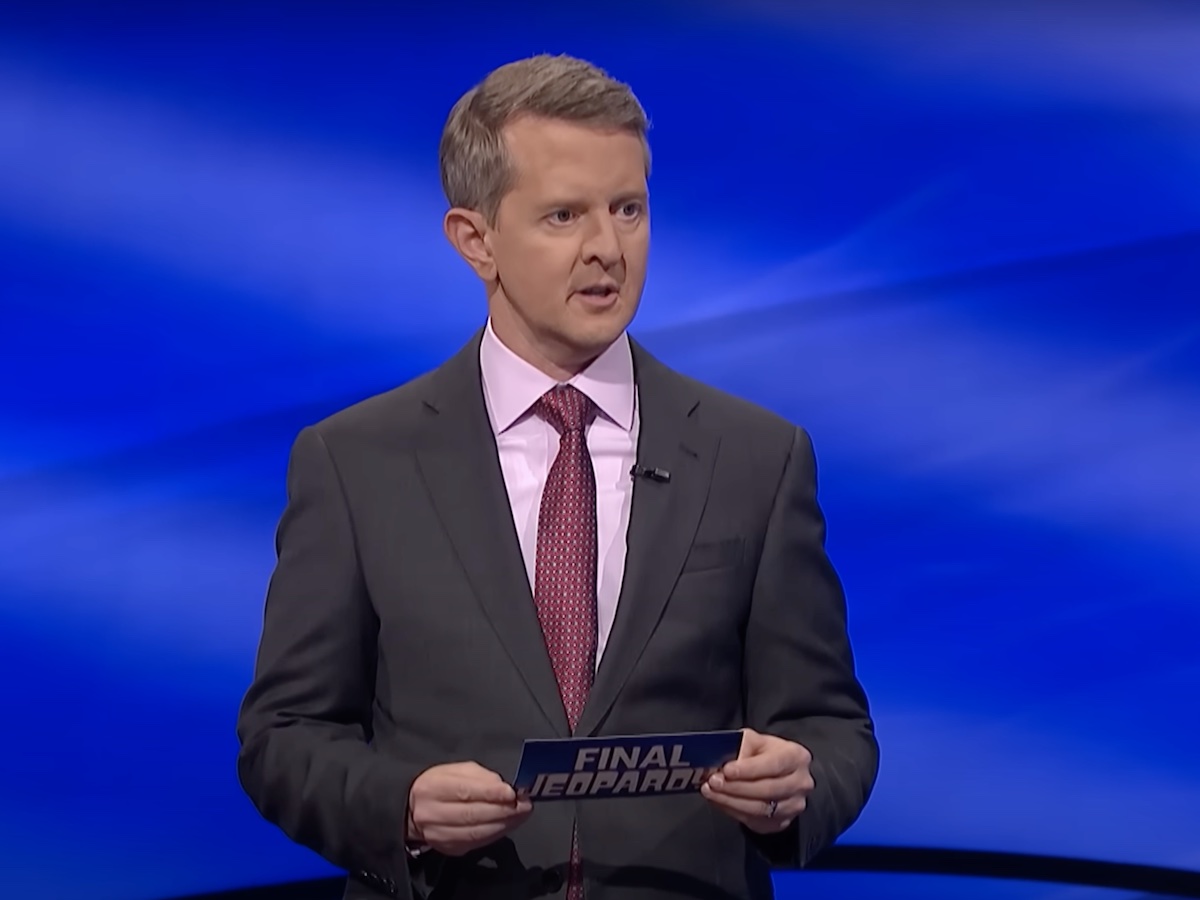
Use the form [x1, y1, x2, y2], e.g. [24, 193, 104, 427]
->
[578, 285, 619, 300]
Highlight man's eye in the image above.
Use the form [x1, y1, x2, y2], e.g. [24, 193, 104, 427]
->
[619, 202, 644, 218]
[551, 210, 574, 223]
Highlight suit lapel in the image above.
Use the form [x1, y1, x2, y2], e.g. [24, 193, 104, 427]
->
[414, 333, 570, 737]
[577, 341, 719, 736]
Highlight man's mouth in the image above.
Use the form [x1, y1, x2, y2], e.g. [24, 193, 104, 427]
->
[579, 284, 619, 297]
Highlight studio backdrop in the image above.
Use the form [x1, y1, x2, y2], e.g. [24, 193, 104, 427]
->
[1, 2, 1198, 898]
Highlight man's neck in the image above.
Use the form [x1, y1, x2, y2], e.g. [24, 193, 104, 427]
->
[487, 310, 598, 383]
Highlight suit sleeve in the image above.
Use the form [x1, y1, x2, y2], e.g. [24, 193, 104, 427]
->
[236, 426, 425, 898]
[743, 426, 879, 867]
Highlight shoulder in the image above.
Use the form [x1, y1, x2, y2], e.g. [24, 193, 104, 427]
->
[687, 372, 814, 484]
[687, 371, 796, 437]
[634, 340, 805, 453]
[308, 369, 438, 448]
[301, 331, 481, 452]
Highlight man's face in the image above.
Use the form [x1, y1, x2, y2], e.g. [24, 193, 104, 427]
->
[484, 116, 649, 373]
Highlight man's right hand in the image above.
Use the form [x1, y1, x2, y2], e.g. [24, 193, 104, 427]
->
[407, 762, 533, 856]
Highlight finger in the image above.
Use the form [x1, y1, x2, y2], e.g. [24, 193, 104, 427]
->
[429, 799, 532, 828]
[446, 762, 514, 784]
[725, 742, 811, 781]
[412, 763, 518, 805]
[713, 805, 795, 836]
[701, 784, 798, 833]
[706, 772, 809, 802]
[723, 751, 792, 781]
[439, 761, 509, 781]
[424, 806, 533, 851]
[736, 728, 769, 758]
[413, 796, 529, 837]
[702, 782, 804, 821]
[440, 777, 516, 804]
[449, 761, 502, 776]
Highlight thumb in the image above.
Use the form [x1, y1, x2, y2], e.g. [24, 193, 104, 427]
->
[737, 728, 770, 758]
[723, 729, 768, 778]
[457, 761, 504, 779]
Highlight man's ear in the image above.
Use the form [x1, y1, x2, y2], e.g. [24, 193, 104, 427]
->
[443, 207, 496, 281]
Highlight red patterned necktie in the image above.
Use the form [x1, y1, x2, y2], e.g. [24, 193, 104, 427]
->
[532, 384, 598, 900]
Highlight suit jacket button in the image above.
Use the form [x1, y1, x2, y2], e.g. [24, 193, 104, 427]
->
[542, 866, 564, 894]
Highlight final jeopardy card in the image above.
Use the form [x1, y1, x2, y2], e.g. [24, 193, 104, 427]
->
[512, 730, 743, 801]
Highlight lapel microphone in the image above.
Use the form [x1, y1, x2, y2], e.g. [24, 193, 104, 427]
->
[630, 464, 671, 483]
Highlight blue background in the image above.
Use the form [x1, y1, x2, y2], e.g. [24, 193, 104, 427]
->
[1, 1, 1197, 898]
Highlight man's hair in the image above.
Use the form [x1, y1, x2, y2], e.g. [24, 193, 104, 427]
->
[439, 54, 650, 223]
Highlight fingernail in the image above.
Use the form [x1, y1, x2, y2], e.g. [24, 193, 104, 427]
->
[710, 774, 724, 788]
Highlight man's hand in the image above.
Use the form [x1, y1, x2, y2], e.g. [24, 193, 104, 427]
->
[701, 729, 815, 834]
[407, 762, 533, 856]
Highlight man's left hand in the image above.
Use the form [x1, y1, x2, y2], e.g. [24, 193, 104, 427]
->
[701, 729, 815, 834]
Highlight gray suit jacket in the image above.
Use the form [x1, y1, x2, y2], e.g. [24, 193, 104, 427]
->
[236, 330, 878, 900]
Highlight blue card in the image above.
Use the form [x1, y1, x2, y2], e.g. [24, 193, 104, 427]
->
[512, 730, 743, 801]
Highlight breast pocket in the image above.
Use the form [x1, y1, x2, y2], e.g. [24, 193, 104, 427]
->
[680, 536, 744, 574]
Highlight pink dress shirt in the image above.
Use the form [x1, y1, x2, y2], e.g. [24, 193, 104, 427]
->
[479, 320, 638, 667]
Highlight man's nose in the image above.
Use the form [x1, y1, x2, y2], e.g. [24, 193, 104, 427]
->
[581, 212, 622, 268]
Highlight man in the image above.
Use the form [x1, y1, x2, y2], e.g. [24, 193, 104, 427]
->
[237, 54, 878, 900]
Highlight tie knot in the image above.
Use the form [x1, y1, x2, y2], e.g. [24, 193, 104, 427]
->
[534, 384, 596, 435]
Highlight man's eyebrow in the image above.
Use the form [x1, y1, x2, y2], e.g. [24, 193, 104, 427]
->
[534, 190, 647, 211]
[537, 196, 587, 210]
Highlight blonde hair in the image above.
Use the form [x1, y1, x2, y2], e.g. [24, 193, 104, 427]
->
[439, 54, 651, 223]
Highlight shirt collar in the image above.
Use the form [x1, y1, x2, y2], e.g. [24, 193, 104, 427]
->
[479, 318, 635, 435]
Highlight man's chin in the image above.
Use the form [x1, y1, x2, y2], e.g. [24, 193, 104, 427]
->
[565, 319, 630, 353]
[570, 287, 626, 312]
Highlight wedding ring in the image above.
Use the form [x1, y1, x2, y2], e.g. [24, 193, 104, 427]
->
[765, 799, 779, 819]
